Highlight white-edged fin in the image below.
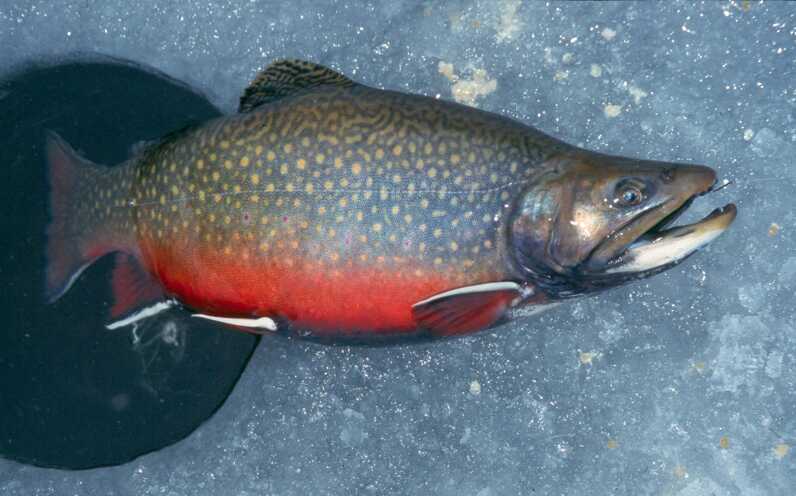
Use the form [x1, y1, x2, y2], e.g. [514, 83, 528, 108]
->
[412, 281, 530, 308]
[106, 300, 177, 330]
[192, 313, 278, 332]
[412, 281, 531, 337]
[607, 204, 736, 274]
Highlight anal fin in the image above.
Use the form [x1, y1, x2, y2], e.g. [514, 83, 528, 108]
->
[110, 253, 165, 319]
[412, 282, 529, 337]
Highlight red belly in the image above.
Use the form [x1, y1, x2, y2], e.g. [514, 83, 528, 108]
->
[146, 246, 469, 336]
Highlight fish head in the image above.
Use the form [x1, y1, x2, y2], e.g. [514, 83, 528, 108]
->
[509, 151, 736, 297]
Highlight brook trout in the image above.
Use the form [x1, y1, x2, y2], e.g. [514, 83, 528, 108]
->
[45, 60, 736, 341]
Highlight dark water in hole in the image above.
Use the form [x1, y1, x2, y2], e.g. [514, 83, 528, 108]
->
[0, 59, 257, 469]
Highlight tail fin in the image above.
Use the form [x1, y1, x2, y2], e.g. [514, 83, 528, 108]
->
[44, 131, 117, 302]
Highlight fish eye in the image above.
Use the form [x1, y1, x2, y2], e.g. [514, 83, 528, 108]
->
[615, 180, 645, 207]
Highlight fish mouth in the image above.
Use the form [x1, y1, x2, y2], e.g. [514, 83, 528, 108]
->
[583, 181, 736, 278]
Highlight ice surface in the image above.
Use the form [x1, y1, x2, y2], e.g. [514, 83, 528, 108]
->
[1, 1, 795, 494]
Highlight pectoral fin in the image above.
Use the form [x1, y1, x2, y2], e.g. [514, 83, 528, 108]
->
[412, 282, 529, 337]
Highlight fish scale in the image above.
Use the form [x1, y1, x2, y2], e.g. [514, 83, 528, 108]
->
[43, 59, 735, 341]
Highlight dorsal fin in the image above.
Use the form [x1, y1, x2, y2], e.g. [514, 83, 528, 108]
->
[239, 59, 356, 113]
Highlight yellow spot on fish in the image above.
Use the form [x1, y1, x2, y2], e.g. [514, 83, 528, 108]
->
[220, 140, 230, 149]
[420, 199, 429, 209]
[251, 173, 260, 185]
[240, 156, 250, 167]
[375, 148, 384, 160]
[351, 162, 362, 175]
[391, 205, 400, 215]
[255, 145, 263, 156]
[286, 183, 295, 192]
[392, 145, 402, 156]
[450, 241, 459, 252]
[297, 158, 306, 170]
[373, 223, 383, 233]
[260, 216, 269, 225]
[196, 159, 204, 170]
[415, 159, 425, 170]
[428, 167, 437, 178]
[392, 174, 402, 183]
[315, 153, 325, 164]
[339, 197, 348, 208]
[171, 185, 179, 195]
[267, 150, 276, 161]
[234, 185, 242, 194]
[334, 157, 343, 169]
[198, 191, 206, 201]
[266, 183, 275, 192]
[280, 164, 288, 175]
[484, 239, 493, 249]
[434, 257, 443, 265]
[318, 206, 327, 215]
[305, 183, 314, 193]
[356, 211, 364, 221]
[212, 171, 220, 181]
[284, 143, 293, 154]
[324, 180, 334, 191]
[159, 195, 166, 205]
[340, 178, 349, 188]
[424, 142, 432, 155]
[433, 228, 442, 238]
[224, 159, 233, 170]
[404, 214, 412, 224]
[451, 154, 461, 165]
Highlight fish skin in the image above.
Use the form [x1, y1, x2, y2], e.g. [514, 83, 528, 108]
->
[103, 84, 569, 337]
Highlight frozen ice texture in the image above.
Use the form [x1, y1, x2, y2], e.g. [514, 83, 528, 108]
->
[1, 1, 795, 494]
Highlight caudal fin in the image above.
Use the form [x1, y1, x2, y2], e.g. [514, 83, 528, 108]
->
[44, 131, 114, 302]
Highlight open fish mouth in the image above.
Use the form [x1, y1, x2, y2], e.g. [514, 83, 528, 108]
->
[604, 201, 736, 274]
[597, 172, 738, 276]
[581, 176, 737, 278]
